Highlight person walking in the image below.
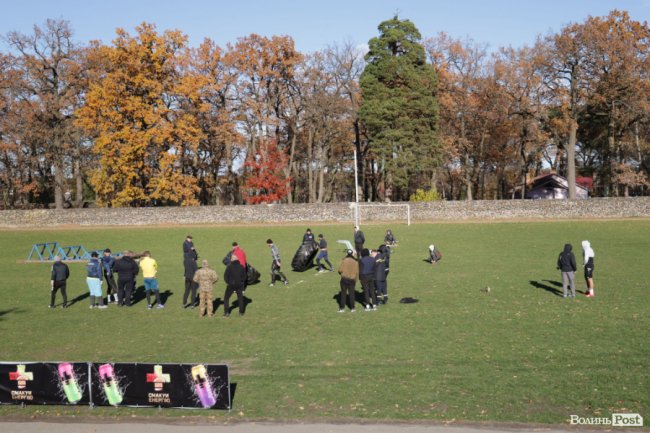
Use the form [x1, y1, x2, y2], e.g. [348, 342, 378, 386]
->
[353, 226, 365, 256]
[139, 251, 163, 309]
[86, 252, 106, 309]
[266, 239, 289, 286]
[183, 242, 199, 308]
[50, 255, 70, 308]
[223, 255, 247, 317]
[359, 248, 377, 310]
[101, 249, 118, 304]
[557, 243, 577, 298]
[337, 249, 359, 313]
[113, 251, 139, 306]
[316, 234, 333, 272]
[582, 240, 596, 297]
[193, 259, 218, 317]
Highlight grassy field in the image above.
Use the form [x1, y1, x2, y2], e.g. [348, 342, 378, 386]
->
[0, 220, 648, 424]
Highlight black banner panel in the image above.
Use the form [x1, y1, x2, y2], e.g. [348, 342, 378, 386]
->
[89, 363, 230, 409]
[0, 362, 90, 405]
[0, 362, 229, 410]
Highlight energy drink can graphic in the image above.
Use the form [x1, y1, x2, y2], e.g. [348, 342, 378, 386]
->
[191, 364, 216, 408]
[57, 363, 82, 404]
[98, 363, 123, 406]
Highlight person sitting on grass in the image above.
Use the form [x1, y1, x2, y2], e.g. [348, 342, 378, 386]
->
[384, 229, 397, 247]
[428, 244, 442, 265]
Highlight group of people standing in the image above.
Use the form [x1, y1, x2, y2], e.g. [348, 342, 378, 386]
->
[336, 226, 392, 313]
[556, 240, 596, 298]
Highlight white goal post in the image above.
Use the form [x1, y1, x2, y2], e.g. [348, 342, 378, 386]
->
[351, 203, 411, 226]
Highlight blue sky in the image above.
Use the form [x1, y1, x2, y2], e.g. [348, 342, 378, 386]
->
[1, 0, 649, 52]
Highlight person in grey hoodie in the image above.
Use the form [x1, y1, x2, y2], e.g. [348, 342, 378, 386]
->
[582, 240, 596, 297]
[557, 244, 577, 298]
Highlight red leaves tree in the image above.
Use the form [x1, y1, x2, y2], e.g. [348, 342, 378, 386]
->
[242, 139, 291, 204]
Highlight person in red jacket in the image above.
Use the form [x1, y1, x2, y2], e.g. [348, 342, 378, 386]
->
[231, 242, 247, 267]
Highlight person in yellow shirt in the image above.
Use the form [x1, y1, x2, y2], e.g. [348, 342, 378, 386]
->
[139, 251, 163, 309]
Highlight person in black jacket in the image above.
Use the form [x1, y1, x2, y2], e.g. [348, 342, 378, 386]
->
[223, 255, 247, 317]
[374, 249, 388, 304]
[302, 228, 315, 244]
[359, 249, 377, 310]
[354, 226, 365, 256]
[557, 243, 577, 298]
[183, 241, 199, 308]
[50, 255, 70, 308]
[113, 251, 139, 306]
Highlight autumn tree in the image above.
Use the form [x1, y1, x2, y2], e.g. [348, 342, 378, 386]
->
[359, 16, 440, 201]
[241, 138, 290, 204]
[77, 23, 200, 207]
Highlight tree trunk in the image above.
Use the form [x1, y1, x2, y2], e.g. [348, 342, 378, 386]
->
[567, 119, 577, 199]
[307, 128, 314, 203]
[74, 158, 83, 208]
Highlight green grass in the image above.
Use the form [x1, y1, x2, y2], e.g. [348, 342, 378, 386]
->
[0, 220, 648, 424]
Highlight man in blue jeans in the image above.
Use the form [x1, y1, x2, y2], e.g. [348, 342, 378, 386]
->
[316, 234, 333, 272]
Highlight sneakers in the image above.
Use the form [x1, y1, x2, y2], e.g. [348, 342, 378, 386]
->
[147, 304, 152, 309]
[364, 305, 371, 311]
[98, 305, 107, 309]
[89, 305, 95, 309]
[338, 309, 345, 313]
[62, 304, 68, 309]
[372, 305, 378, 310]
[157, 304, 164, 309]
[350, 309, 356, 313]
[283, 280, 289, 285]
[269, 283, 275, 287]
[223, 313, 230, 318]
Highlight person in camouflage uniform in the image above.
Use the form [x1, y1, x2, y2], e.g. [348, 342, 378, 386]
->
[192, 259, 218, 317]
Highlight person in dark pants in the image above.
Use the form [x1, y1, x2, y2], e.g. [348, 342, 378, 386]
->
[267, 239, 289, 286]
[113, 250, 139, 306]
[223, 255, 247, 317]
[359, 248, 377, 310]
[374, 248, 388, 304]
[557, 243, 577, 298]
[316, 234, 333, 272]
[101, 249, 117, 303]
[582, 240, 596, 297]
[354, 226, 365, 256]
[50, 255, 69, 308]
[337, 249, 359, 313]
[183, 243, 199, 308]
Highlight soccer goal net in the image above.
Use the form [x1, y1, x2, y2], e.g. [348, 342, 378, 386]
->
[352, 203, 411, 226]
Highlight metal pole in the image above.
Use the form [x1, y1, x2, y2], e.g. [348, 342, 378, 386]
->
[353, 149, 359, 227]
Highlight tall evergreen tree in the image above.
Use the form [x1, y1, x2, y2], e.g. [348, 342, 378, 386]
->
[359, 16, 439, 200]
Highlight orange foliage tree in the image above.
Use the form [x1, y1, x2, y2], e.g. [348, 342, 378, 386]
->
[77, 23, 199, 207]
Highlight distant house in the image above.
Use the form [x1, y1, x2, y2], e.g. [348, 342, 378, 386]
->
[515, 173, 589, 199]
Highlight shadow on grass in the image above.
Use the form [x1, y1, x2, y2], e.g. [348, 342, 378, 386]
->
[211, 297, 224, 314]
[529, 280, 563, 297]
[332, 290, 366, 309]
[131, 285, 146, 305]
[0, 308, 24, 321]
[229, 382, 237, 408]
[226, 295, 252, 315]
[159, 289, 172, 304]
[67, 292, 90, 307]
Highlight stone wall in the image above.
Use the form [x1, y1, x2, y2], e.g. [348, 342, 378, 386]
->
[1, 198, 648, 228]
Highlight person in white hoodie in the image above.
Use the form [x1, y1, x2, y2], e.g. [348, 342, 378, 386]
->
[581, 240, 595, 297]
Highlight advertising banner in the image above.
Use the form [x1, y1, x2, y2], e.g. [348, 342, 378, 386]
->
[89, 362, 230, 409]
[0, 362, 90, 405]
[0, 362, 229, 410]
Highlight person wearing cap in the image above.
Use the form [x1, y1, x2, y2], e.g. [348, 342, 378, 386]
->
[337, 249, 359, 313]
[140, 250, 163, 309]
[49, 255, 70, 308]
[101, 248, 117, 303]
[266, 239, 289, 286]
[86, 251, 106, 309]
[223, 255, 247, 317]
[316, 234, 333, 272]
[193, 259, 218, 317]
[183, 235, 196, 256]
